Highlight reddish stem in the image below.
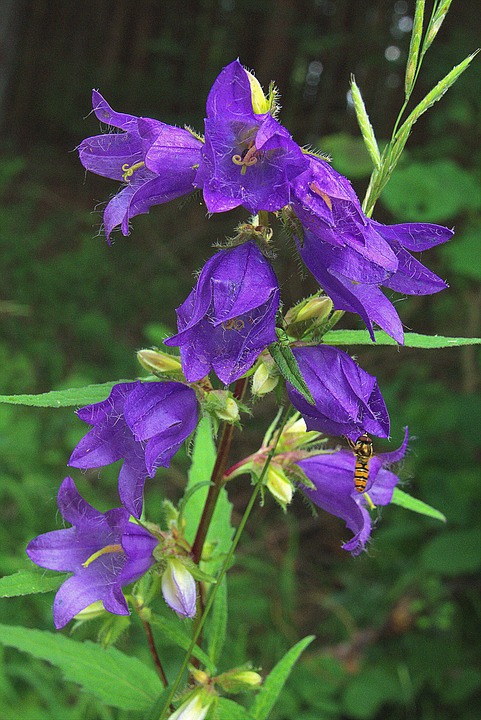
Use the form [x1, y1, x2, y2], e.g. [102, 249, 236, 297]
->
[191, 377, 247, 564]
[141, 617, 169, 689]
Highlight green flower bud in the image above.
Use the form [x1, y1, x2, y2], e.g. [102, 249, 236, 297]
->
[285, 296, 333, 327]
[278, 416, 321, 451]
[266, 465, 293, 508]
[137, 348, 182, 374]
[205, 390, 240, 423]
[252, 360, 280, 396]
[216, 668, 262, 693]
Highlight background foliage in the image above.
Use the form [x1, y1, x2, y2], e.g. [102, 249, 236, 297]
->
[0, 1, 479, 718]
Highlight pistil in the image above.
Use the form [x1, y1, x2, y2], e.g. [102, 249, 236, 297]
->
[82, 543, 123, 568]
[122, 161, 145, 182]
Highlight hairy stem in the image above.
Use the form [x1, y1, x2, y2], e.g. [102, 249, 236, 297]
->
[191, 376, 247, 564]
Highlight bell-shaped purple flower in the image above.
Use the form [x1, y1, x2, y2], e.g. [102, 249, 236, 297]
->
[286, 346, 390, 440]
[165, 241, 280, 384]
[69, 381, 199, 518]
[194, 60, 308, 213]
[26, 477, 158, 628]
[291, 155, 453, 343]
[296, 429, 409, 555]
[79, 91, 202, 241]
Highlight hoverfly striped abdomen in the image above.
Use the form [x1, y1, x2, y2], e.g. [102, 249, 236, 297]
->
[347, 433, 374, 493]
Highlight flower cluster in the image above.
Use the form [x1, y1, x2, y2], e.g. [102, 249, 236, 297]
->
[80, 59, 452, 345]
[27, 60, 452, 629]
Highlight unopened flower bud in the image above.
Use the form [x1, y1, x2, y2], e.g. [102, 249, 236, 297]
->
[266, 465, 293, 508]
[137, 348, 182, 374]
[285, 296, 333, 327]
[167, 691, 213, 720]
[218, 397, 240, 422]
[216, 668, 262, 693]
[205, 390, 240, 423]
[278, 416, 321, 451]
[162, 558, 197, 618]
[284, 417, 308, 436]
[246, 70, 270, 114]
[190, 667, 210, 686]
[252, 360, 280, 396]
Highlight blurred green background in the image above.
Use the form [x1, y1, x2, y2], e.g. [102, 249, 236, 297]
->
[0, 1, 480, 718]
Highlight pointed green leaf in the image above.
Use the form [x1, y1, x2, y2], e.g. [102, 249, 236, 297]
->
[216, 697, 254, 719]
[268, 341, 314, 404]
[397, 52, 478, 140]
[0, 569, 68, 597]
[251, 635, 315, 720]
[0, 381, 131, 408]
[350, 76, 382, 169]
[404, 0, 424, 97]
[0, 624, 162, 710]
[322, 329, 481, 348]
[149, 613, 215, 673]
[206, 576, 228, 667]
[423, 0, 453, 54]
[391, 488, 446, 522]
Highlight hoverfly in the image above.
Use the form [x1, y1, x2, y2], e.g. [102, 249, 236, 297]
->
[346, 433, 373, 493]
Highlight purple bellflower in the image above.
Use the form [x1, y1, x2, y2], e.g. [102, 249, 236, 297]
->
[26, 477, 158, 628]
[296, 428, 409, 555]
[69, 381, 199, 518]
[165, 240, 280, 385]
[194, 60, 308, 213]
[286, 346, 390, 440]
[291, 155, 453, 343]
[79, 91, 202, 241]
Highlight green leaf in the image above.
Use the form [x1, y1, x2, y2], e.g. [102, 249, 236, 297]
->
[322, 329, 481, 348]
[391, 488, 446, 523]
[0, 624, 162, 710]
[423, 0, 454, 55]
[0, 381, 131, 408]
[349, 78, 382, 169]
[184, 418, 234, 574]
[268, 340, 314, 404]
[404, 0, 424, 97]
[215, 697, 254, 719]
[397, 52, 478, 140]
[149, 613, 215, 673]
[206, 576, 228, 667]
[420, 528, 481, 575]
[0, 569, 68, 597]
[250, 635, 315, 720]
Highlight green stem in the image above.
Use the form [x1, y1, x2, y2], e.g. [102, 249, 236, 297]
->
[158, 405, 292, 719]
